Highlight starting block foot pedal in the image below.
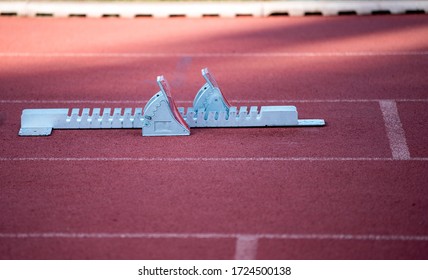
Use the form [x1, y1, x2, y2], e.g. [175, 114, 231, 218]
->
[142, 76, 190, 136]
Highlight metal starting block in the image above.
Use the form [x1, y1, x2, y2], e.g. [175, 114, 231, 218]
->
[19, 68, 325, 137]
[142, 76, 190, 136]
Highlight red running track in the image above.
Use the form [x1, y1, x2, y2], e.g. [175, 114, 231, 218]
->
[0, 15, 428, 260]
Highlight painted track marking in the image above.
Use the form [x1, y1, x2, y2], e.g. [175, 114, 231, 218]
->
[234, 235, 259, 260]
[1, 157, 428, 162]
[1, 51, 428, 58]
[2, 232, 428, 241]
[4, 232, 428, 260]
[1, 99, 428, 105]
[379, 100, 411, 160]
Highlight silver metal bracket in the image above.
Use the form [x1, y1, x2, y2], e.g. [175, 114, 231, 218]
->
[19, 68, 325, 137]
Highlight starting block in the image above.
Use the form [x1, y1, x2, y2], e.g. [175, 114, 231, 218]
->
[142, 76, 190, 136]
[19, 68, 325, 137]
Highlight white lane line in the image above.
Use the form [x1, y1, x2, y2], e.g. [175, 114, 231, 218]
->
[379, 100, 411, 160]
[1, 157, 427, 162]
[233, 99, 428, 104]
[412, 157, 428, 161]
[1, 52, 428, 58]
[234, 235, 259, 260]
[1, 232, 428, 242]
[0, 99, 151, 104]
[0, 157, 396, 162]
[1, 99, 428, 105]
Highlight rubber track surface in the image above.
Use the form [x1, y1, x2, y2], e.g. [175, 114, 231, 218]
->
[0, 16, 428, 259]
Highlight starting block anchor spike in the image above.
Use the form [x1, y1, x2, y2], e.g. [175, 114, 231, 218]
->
[141, 76, 190, 136]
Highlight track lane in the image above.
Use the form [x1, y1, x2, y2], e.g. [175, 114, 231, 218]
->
[1, 160, 427, 259]
[1, 56, 427, 101]
[1, 161, 427, 234]
[1, 102, 392, 159]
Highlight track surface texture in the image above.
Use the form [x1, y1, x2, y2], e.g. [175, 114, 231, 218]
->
[0, 15, 428, 260]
